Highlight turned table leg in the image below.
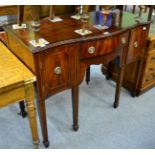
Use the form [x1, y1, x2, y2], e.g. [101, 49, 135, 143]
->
[113, 64, 125, 108]
[71, 86, 79, 131]
[25, 83, 39, 148]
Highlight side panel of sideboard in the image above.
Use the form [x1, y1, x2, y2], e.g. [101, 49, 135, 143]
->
[6, 33, 36, 73]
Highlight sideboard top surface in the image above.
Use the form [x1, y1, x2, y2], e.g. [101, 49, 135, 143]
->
[4, 11, 150, 53]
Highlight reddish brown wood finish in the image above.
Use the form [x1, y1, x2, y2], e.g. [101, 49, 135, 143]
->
[80, 32, 128, 59]
[37, 44, 79, 98]
[102, 23, 150, 96]
[126, 25, 150, 64]
[4, 11, 150, 147]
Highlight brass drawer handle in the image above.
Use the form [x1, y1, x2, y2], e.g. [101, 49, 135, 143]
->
[134, 41, 138, 48]
[121, 37, 126, 45]
[143, 27, 146, 30]
[54, 66, 62, 75]
[88, 46, 95, 55]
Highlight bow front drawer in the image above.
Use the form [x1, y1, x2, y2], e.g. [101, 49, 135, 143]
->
[80, 32, 129, 59]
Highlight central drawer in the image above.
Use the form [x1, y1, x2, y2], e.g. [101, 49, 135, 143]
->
[80, 32, 129, 59]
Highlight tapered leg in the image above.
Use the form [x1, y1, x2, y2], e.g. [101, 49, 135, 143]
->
[18, 100, 27, 118]
[131, 59, 143, 97]
[34, 82, 49, 148]
[71, 86, 79, 131]
[105, 62, 113, 80]
[85, 66, 90, 85]
[113, 65, 125, 108]
[37, 98, 49, 148]
[34, 83, 49, 148]
[25, 83, 39, 148]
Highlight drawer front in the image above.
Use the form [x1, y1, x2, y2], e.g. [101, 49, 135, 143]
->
[142, 50, 155, 86]
[80, 32, 129, 59]
[39, 47, 71, 98]
[127, 25, 150, 64]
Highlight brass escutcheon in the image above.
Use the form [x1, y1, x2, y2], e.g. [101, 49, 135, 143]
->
[134, 41, 138, 48]
[88, 46, 95, 54]
[54, 66, 62, 75]
[121, 37, 126, 45]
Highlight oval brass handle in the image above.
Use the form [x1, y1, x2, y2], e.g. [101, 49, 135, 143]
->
[134, 41, 138, 48]
[54, 66, 62, 75]
[121, 37, 126, 45]
[88, 46, 95, 54]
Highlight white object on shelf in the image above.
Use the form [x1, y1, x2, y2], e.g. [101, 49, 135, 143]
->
[74, 29, 92, 36]
[93, 25, 109, 30]
[71, 15, 81, 20]
[12, 24, 27, 29]
[29, 38, 49, 47]
[49, 17, 63, 22]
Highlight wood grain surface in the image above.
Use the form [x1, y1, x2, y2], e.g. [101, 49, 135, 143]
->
[0, 41, 36, 90]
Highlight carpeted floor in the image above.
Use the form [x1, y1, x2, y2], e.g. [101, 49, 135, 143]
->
[0, 65, 155, 149]
[1, 5, 155, 149]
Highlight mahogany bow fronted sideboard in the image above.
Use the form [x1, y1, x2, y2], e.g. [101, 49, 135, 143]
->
[4, 11, 150, 147]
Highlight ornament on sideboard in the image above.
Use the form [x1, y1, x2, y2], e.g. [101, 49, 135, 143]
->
[135, 5, 145, 22]
[71, 5, 90, 20]
[12, 5, 27, 29]
[81, 12, 89, 33]
[74, 5, 92, 36]
[49, 5, 63, 22]
[31, 5, 41, 32]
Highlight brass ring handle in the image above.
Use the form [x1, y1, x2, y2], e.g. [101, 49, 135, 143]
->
[121, 37, 126, 45]
[88, 46, 95, 54]
[134, 41, 138, 48]
[54, 66, 62, 75]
